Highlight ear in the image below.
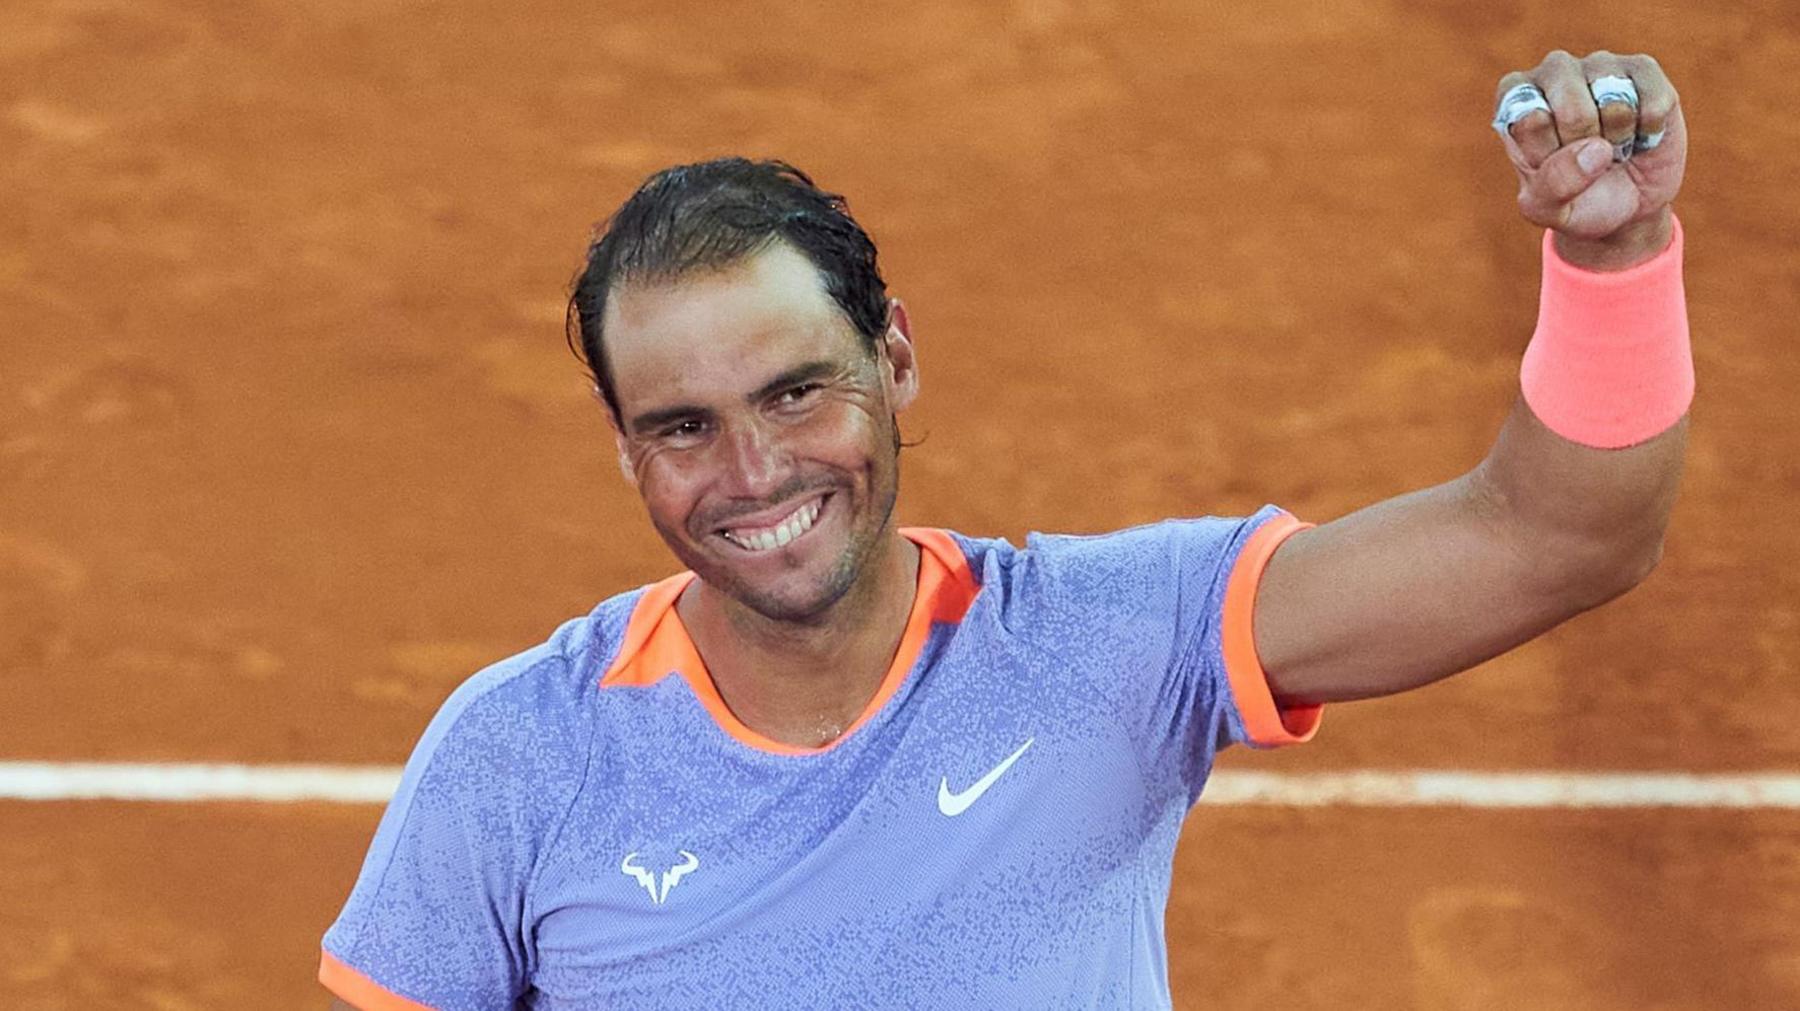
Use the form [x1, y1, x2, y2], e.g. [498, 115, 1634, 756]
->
[881, 298, 920, 414]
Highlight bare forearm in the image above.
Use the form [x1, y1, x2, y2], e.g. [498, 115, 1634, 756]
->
[1256, 397, 1685, 708]
[1474, 393, 1686, 605]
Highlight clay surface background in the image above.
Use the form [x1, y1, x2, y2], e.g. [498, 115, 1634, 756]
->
[3, 0, 1797, 1006]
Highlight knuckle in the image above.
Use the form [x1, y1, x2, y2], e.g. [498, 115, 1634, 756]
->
[1553, 103, 1601, 137]
[1599, 104, 1635, 127]
[1640, 95, 1675, 120]
[1628, 54, 1668, 83]
[1546, 75, 1590, 101]
[1557, 118, 1600, 141]
[1514, 109, 1555, 137]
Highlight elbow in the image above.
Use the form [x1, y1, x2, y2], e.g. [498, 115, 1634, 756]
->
[1559, 531, 1666, 611]
[1625, 535, 1667, 587]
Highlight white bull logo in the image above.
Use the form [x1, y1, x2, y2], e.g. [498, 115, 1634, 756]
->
[620, 850, 700, 905]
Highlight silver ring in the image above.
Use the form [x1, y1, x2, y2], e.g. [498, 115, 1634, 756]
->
[1588, 74, 1639, 109]
[1589, 75, 1644, 162]
[1491, 82, 1550, 138]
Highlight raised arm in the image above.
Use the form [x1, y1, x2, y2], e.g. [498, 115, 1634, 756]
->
[1252, 50, 1691, 706]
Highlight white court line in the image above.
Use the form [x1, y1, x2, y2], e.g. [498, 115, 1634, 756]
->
[1197, 770, 1800, 809]
[1, 763, 1799, 808]
[0, 763, 403, 803]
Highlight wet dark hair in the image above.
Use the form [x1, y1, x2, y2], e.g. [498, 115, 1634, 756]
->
[566, 158, 890, 425]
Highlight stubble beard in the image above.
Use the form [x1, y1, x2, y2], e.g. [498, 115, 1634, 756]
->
[732, 472, 897, 625]
[654, 464, 901, 627]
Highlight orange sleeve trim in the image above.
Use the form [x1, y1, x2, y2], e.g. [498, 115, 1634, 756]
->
[1220, 512, 1322, 747]
[318, 950, 439, 1011]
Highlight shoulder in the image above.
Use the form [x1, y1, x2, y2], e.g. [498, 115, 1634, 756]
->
[394, 588, 648, 818]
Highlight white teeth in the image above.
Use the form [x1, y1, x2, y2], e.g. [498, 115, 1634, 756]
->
[723, 498, 822, 552]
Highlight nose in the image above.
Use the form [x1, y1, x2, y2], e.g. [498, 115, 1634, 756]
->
[716, 417, 787, 499]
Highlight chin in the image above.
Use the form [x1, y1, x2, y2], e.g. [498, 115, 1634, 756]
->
[733, 582, 852, 624]
[704, 541, 862, 624]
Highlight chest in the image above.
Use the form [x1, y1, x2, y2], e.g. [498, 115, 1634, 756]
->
[524, 654, 1170, 1004]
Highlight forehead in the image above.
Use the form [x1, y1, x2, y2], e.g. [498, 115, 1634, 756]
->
[604, 243, 864, 416]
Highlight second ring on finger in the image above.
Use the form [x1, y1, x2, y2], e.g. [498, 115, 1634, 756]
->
[1589, 73, 1641, 161]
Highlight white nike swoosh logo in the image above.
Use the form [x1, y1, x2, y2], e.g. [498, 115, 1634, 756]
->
[937, 738, 1034, 816]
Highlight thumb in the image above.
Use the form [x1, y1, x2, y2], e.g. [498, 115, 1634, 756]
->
[1519, 137, 1613, 224]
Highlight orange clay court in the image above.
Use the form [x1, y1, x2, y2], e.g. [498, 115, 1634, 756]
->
[3, 0, 1798, 1007]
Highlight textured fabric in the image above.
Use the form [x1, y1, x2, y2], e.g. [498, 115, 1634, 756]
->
[321, 506, 1314, 1010]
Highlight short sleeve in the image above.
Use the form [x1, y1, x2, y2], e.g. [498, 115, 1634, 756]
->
[1149, 506, 1320, 805]
[995, 507, 1321, 807]
[320, 663, 558, 1010]
[1209, 509, 1322, 749]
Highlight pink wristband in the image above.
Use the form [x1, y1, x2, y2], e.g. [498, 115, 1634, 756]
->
[1519, 214, 1693, 449]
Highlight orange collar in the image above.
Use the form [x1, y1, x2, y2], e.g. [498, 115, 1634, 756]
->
[599, 528, 977, 756]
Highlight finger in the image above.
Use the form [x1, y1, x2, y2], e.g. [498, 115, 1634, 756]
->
[1623, 53, 1679, 153]
[1494, 71, 1558, 167]
[1586, 69, 1640, 160]
[1539, 50, 1602, 145]
[1518, 136, 1614, 225]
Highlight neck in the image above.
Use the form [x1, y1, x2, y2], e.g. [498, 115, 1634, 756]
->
[679, 527, 921, 748]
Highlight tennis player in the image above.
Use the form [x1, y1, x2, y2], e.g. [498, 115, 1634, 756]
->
[322, 48, 1690, 1009]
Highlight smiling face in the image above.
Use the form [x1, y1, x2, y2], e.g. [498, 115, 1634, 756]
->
[604, 241, 918, 624]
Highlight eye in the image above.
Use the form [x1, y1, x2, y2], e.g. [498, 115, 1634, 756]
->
[775, 383, 822, 408]
[659, 419, 709, 444]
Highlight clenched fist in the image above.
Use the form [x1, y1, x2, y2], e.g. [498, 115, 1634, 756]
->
[1492, 50, 1687, 267]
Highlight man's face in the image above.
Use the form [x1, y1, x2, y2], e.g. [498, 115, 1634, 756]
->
[604, 243, 918, 624]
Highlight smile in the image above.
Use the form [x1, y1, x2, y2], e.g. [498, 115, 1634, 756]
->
[717, 495, 826, 553]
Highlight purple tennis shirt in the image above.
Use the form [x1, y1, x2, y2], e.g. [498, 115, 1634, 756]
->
[321, 506, 1320, 1009]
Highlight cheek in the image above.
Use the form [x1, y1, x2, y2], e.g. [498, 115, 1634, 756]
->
[802, 400, 889, 462]
[635, 456, 705, 521]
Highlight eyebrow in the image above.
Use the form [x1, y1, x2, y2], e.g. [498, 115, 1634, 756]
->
[625, 360, 843, 435]
[748, 360, 840, 402]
